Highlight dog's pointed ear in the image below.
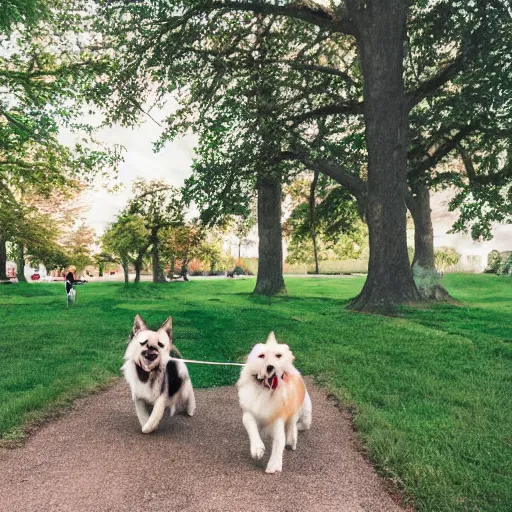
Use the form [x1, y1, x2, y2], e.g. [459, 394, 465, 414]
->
[132, 315, 147, 337]
[159, 316, 173, 342]
[265, 331, 278, 345]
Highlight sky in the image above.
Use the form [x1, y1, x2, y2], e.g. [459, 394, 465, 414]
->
[60, 112, 198, 236]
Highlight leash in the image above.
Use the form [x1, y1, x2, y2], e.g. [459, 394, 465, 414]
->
[169, 357, 245, 367]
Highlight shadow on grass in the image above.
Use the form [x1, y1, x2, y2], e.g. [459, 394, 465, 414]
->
[401, 302, 512, 345]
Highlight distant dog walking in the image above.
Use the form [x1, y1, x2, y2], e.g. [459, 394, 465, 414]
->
[65, 272, 87, 306]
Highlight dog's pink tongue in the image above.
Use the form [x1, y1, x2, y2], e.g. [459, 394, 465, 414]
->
[266, 374, 278, 390]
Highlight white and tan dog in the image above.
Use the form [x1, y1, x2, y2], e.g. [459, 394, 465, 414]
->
[237, 332, 312, 473]
[122, 314, 196, 434]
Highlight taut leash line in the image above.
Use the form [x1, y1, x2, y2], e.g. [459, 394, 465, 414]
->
[170, 357, 245, 367]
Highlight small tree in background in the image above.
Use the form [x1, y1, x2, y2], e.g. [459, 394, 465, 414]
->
[160, 222, 205, 281]
[284, 175, 366, 273]
[126, 179, 185, 283]
[94, 252, 117, 277]
[197, 236, 223, 275]
[485, 250, 502, 274]
[102, 214, 149, 284]
[62, 224, 95, 276]
[231, 214, 256, 261]
[435, 248, 461, 275]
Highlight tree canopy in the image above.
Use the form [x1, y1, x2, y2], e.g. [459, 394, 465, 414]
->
[92, 0, 511, 309]
[0, 1, 122, 279]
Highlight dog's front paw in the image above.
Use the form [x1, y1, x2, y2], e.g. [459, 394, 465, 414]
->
[265, 459, 282, 474]
[141, 422, 157, 434]
[251, 442, 265, 460]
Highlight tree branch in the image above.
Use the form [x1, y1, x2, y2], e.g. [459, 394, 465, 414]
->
[264, 59, 357, 86]
[407, 122, 478, 180]
[289, 101, 363, 123]
[406, 22, 487, 111]
[456, 144, 477, 182]
[406, 53, 466, 110]
[457, 144, 512, 187]
[211, 0, 356, 35]
[280, 150, 367, 201]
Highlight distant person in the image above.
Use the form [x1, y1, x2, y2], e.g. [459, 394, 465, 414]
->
[65, 272, 87, 295]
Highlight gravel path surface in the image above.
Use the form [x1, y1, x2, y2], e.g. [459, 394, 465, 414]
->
[0, 380, 406, 512]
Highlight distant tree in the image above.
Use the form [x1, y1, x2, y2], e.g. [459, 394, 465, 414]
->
[197, 235, 223, 275]
[62, 224, 95, 276]
[13, 208, 61, 280]
[125, 179, 185, 283]
[285, 174, 364, 272]
[0, 0, 121, 280]
[0, 183, 68, 280]
[102, 214, 149, 284]
[94, 252, 116, 277]
[30, 244, 70, 274]
[231, 214, 256, 261]
[160, 222, 205, 281]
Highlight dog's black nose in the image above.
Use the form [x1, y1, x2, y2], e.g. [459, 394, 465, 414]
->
[142, 350, 158, 361]
[266, 365, 274, 374]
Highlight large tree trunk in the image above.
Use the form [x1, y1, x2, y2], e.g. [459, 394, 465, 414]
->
[309, 170, 320, 275]
[134, 253, 143, 283]
[410, 184, 435, 269]
[348, 1, 421, 311]
[0, 234, 8, 281]
[408, 183, 451, 300]
[168, 257, 176, 280]
[16, 244, 27, 282]
[121, 257, 129, 284]
[180, 249, 189, 281]
[151, 230, 166, 283]
[254, 176, 286, 295]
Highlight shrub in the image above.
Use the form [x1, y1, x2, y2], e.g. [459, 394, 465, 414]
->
[434, 247, 461, 273]
[496, 254, 512, 276]
[187, 259, 203, 275]
[233, 258, 255, 275]
[485, 250, 502, 274]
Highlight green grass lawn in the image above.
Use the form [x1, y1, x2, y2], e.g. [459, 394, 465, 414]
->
[0, 275, 511, 511]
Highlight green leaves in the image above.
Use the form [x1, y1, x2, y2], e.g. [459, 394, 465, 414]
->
[102, 214, 150, 263]
[92, 0, 511, 246]
[127, 179, 185, 231]
[1, 1, 121, 199]
[284, 174, 367, 266]
[0, 0, 50, 35]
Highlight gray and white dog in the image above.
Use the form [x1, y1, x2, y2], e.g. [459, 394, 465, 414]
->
[122, 314, 196, 433]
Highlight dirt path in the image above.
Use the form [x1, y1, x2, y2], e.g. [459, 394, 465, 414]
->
[0, 380, 406, 512]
